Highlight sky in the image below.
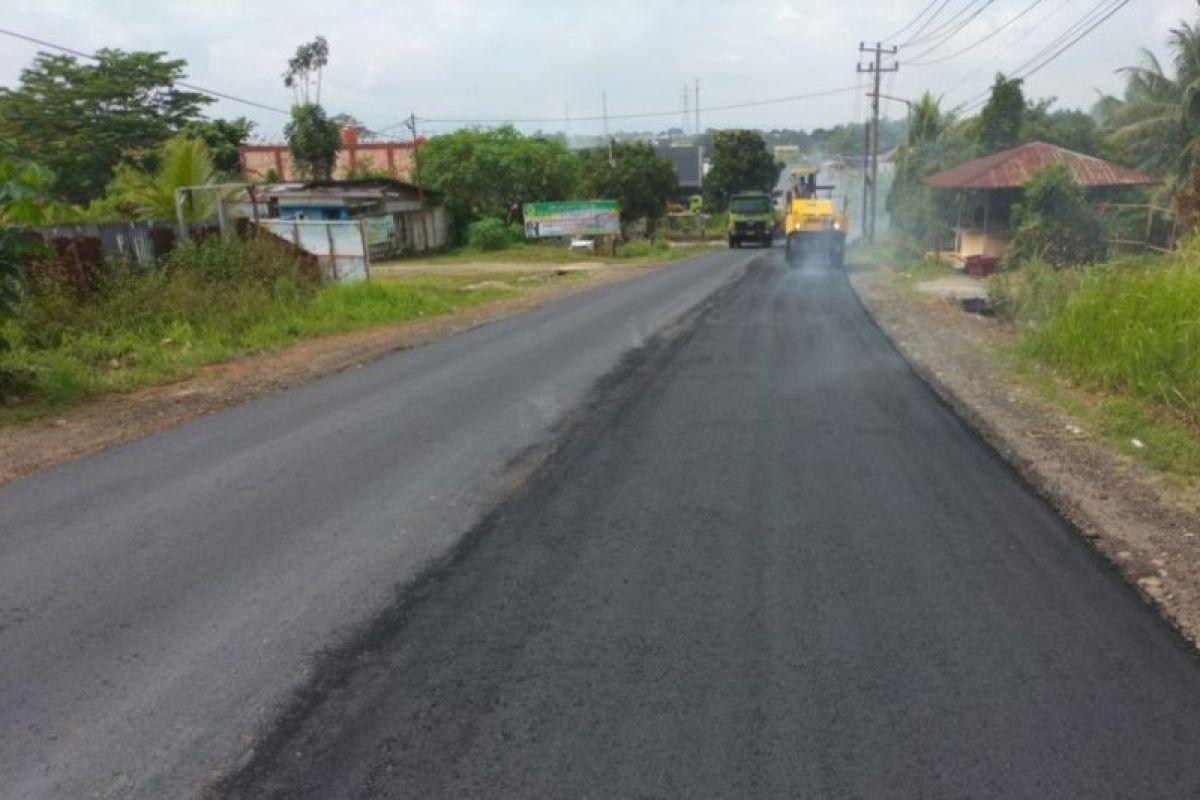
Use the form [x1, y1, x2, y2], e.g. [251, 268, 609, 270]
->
[0, 0, 1193, 140]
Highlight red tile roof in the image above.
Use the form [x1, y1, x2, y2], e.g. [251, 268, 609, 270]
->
[924, 141, 1158, 190]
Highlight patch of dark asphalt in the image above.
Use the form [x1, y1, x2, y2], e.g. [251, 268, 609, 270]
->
[211, 255, 769, 799]
[217, 250, 1200, 799]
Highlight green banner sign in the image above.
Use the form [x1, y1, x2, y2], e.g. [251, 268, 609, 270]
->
[522, 200, 620, 238]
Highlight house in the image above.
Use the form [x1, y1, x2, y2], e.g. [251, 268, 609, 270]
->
[256, 178, 451, 257]
[924, 141, 1158, 260]
[654, 144, 706, 203]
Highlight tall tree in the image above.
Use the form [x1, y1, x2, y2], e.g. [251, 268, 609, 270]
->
[978, 74, 1026, 154]
[1107, 19, 1200, 217]
[704, 129, 779, 210]
[420, 126, 580, 235]
[0, 50, 212, 203]
[285, 104, 341, 180]
[178, 117, 255, 174]
[578, 141, 677, 234]
[283, 37, 330, 106]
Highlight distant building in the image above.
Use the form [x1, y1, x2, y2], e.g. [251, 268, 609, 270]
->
[654, 144, 706, 202]
[773, 145, 801, 163]
[239, 127, 422, 183]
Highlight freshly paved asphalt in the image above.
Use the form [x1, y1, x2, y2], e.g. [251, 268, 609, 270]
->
[0, 248, 753, 799]
[222, 249, 1200, 799]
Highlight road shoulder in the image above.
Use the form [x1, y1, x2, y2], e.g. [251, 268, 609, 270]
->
[0, 262, 676, 488]
[847, 253, 1200, 647]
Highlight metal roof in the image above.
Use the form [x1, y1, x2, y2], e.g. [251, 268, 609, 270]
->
[924, 141, 1158, 190]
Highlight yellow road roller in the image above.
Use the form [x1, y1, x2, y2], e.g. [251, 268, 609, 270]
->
[783, 166, 847, 267]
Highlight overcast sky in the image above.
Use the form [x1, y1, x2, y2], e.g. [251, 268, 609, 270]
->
[0, 0, 1193, 140]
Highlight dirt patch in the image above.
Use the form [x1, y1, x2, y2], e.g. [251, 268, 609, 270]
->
[0, 264, 668, 488]
[847, 254, 1200, 646]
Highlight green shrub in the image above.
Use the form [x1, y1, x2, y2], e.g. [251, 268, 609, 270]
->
[1005, 164, 1107, 268]
[467, 218, 511, 251]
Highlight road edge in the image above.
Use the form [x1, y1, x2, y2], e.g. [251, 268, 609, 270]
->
[843, 253, 1200, 650]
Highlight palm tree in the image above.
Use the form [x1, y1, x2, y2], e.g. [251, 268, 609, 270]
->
[1108, 20, 1200, 208]
[107, 135, 221, 222]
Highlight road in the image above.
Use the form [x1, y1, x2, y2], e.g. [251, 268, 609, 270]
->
[0, 248, 751, 799]
[222, 249, 1200, 798]
[6, 245, 1200, 799]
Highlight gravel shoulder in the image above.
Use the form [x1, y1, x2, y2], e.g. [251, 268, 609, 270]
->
[847, 253, 1200, 645]
[0, 263, 665, 488]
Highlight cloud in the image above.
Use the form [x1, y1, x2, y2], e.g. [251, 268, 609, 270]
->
[0, 0, 1192, 138]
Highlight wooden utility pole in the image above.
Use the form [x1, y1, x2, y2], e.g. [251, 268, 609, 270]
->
[404, 113, 430, 249]
[857, 42, 898, 242]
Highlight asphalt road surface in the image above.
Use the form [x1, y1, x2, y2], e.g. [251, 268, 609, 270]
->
[0, 248, 752, 800]
[221, 249, 1200, 799]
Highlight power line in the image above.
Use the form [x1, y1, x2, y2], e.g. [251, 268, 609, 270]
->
[903, 0, 997, 62]
[0, 26, 290, 115]
[939, 0, 1074, 99]
[877, 0, 942, 44]
[900, 0, 954, 47]
[903, 0, 987, 47]
[956, 0, 1130, 113]
[909, 0, 1044, 67]
[408, 84, 862, 126]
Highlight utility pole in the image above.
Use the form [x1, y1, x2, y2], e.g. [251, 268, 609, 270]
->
[857, 42, 898, 242]
[602, 90, 609, 139]
[694, 77, 700, 138]
[404, 112, 430, 249]
[682, 85, 690, 137]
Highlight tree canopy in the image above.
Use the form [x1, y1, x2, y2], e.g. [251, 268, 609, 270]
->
[420, 126, 580, 234]
[178, 117, 255, 174]
[578, 141, 677, 234]
[285, 103, 341, 180]
[704, 129, 778, 210]
[978, 74, 1026, 154]
[0, 50, 213, 204]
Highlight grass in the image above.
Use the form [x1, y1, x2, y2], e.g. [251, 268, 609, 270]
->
[376, 239, 717, 268]
[989, 250, 1200, 478]
[0, 238, 527, 425]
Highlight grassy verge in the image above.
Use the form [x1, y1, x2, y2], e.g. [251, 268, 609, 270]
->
[990, 253, 1200, 478]
[376, 239, 718, 268]
[0, 238, 537, 425]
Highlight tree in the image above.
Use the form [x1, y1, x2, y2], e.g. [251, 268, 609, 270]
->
[1022, 101, 1107, 157]
[1107, 19, 1200, 219]
[178, 117, 255, 174]
[704, 129, 778, 210]
[1006, 163, 1107, 267]
[887, 93, 975, 249]
[101, 135, 221, 221]
[283, 36, 330, 105]
[0, 50, 213, 204]
[419, 126, 580, 235]
[978, 74, 1025, 154]
[578, 141, 677, 235]
[285, 104, 341, 180]
[0, 146, 64, 349]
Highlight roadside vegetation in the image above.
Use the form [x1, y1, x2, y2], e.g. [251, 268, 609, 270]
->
[878, 14, 1200, 478]
[0, 236, 511, 423]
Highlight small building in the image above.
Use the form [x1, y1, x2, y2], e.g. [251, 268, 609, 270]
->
[924, 141, 1158, 260]
[256, 179, 451, 260]
[654, 144, 706, 203]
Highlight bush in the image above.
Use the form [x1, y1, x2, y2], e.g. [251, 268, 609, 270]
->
[1005, 164, 1107, 268]
[1022, 256, 1200, 420]
[467, 218, 511, 251]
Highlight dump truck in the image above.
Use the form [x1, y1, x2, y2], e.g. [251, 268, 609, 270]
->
[726, 191, 775, 248]
[783, 166, 847, 266]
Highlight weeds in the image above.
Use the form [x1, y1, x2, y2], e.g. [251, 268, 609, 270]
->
[0, 236, 509, 422]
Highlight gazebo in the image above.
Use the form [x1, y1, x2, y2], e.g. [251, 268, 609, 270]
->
[924, 141, 1158, 260]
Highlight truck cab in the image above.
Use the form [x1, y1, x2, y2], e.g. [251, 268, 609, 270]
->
[726, 191, 775, 248]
